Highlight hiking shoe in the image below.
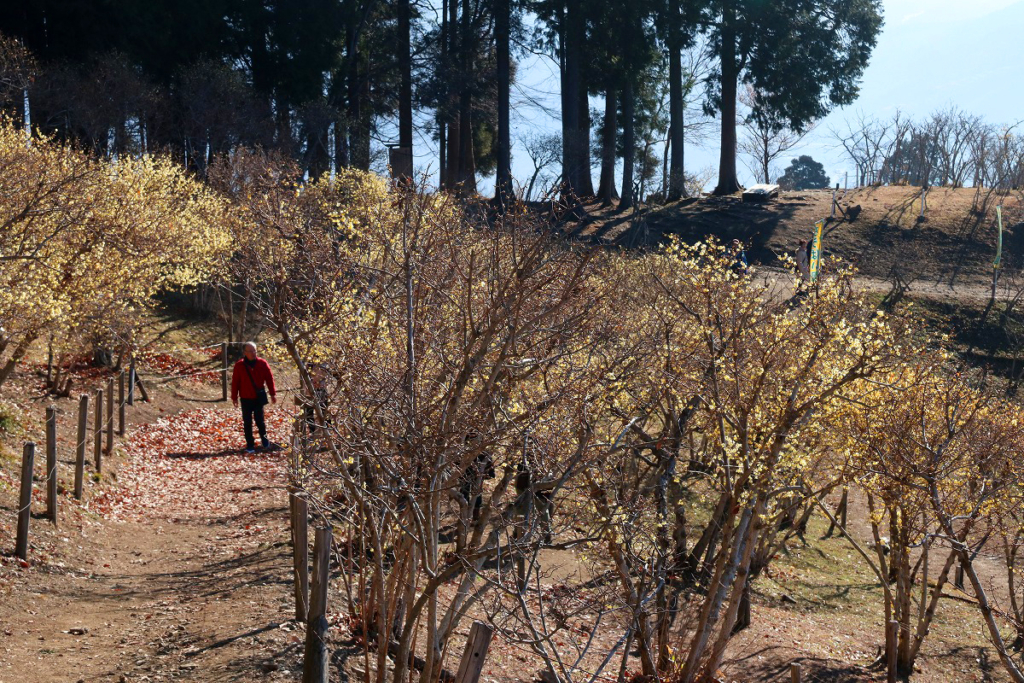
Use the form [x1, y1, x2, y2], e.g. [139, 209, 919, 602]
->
[244, 447, 256, 454]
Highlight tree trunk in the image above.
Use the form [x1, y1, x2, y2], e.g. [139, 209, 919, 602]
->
[667, 0, 686, 200]
[654, 451, 677, 671]
[494, 0, 513, 208]
[713, 0, 741, 195]
[760, 132, 770, 184]
[577, 88, 595, 197]
[960, 549, 1024, 683]
[335, 83, 349, 169]
[704, 502, 761, 676]
[908, 548, 957, 665]
[619, 79, 635, 211]
[356, 64, 373, 171]
[347, 43, 367, 171]
[560, 0, 583, 206]
[895, 517, 913, 676]
[438, 0, 448, 184]
[456, 0, 476, 193]
[276, 100, 295, 158]
[398, 0, 414, 181]
[438, 117, 447, 186]
[678, 506, 751, 683]
[445, 0, 461, 189]
[0, 337, 33, 389]
[306, 124, 330, 178]
[598, 87, 619, 205]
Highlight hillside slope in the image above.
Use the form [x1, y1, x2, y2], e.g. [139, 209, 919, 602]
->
[571, 187, 1023, 296]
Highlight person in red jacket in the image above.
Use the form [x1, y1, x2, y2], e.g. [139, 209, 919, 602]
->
[231, 341, 277, 452]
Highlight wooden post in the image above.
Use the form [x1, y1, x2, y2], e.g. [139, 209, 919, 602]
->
[221, 342, 229, 402]
[45, 406, 57, 526]
[955, 563, 965, 590]
[94, 387, 103, 473]
[105, 377, 114, 454]
[118, 371, 125, 436]
[15, 442, 35, 561]
[128, 357, 136, 406]
[886, 620, 898, 683]
[74, 394, 88, 499]
[790, 662, 801, 683]
[454, 621, 495, 683]
[302, 525, 332, 683]
[292, 490, 310, 622]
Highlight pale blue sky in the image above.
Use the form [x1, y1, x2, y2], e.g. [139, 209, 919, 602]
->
[401, 0, 1024, 194]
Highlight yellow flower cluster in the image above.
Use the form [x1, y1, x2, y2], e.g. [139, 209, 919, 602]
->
[0, 122, 231, 380]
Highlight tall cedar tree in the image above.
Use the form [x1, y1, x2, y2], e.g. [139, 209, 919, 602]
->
[421, 0, 502, 191]
[533, 0, 590, 209]
[585, 0, 624, 205]
[616, 0, 658, 211]
[397, 0, 413, 179]
[699, 0, 882, 195]
[494, 0, 513, 207]
[661, 0, 698, 200]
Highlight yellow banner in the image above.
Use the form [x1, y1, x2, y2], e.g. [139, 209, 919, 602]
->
[810, 219, 825, 283]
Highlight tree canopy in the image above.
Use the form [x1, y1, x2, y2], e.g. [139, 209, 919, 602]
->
[777, 154, 831, 189]
[0, 0, 884, 203]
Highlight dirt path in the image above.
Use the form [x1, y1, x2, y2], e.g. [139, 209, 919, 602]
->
[1, 407, 303, 683]
[753, 265, 999, 306]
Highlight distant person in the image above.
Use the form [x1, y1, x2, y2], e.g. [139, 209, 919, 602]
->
[730, 239, 749, 276]
[231, 341, 277, 453]
[795, 239, 811, 283]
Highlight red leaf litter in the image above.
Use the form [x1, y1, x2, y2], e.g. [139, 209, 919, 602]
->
[89, 407, 292, 522]
[32, 354, 114, 383]
[139, 352, 219, 384]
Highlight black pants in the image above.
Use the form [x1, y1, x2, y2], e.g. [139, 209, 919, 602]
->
[241, 398, 268, 450]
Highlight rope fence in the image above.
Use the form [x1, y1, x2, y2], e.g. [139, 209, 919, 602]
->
[8, 340, 254, 561]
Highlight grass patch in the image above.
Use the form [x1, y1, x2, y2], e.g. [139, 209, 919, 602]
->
[755, 514, 880, 617]
[907, 297, 1024, 357]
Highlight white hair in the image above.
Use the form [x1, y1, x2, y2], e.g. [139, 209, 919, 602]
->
[243, 341, 257, 353]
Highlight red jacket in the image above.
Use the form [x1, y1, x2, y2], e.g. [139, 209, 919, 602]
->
[231, 357, 277, 401]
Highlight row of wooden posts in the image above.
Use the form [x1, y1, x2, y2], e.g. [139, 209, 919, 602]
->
[14, 366, 140, 562]
[17, 343, 238, 563]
